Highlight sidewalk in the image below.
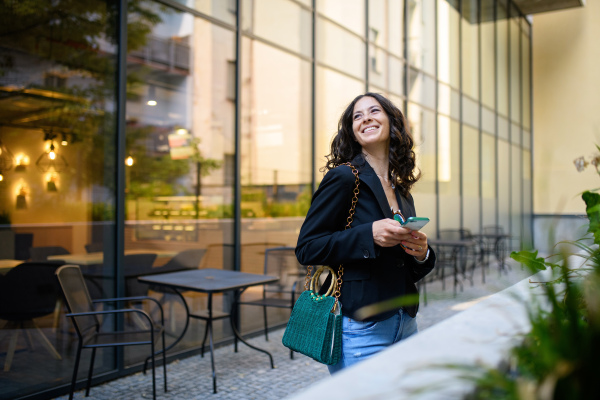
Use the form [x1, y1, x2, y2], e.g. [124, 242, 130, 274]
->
[53, 260, 530, 400]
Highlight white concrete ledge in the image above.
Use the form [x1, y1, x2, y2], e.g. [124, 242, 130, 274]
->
[285, 271, 548, 400]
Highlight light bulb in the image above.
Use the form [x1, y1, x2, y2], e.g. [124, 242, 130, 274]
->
[125, 156, 134, 166]
[0, 173, 3, 182]
[49, 150, 56, 160]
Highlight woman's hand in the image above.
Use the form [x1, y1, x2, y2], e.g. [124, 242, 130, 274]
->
[372, 219, 429, 260]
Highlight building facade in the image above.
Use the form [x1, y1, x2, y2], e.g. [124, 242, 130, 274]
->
[0, 0, 534, 398]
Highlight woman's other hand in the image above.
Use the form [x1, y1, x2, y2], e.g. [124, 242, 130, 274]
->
[372, 219, 429, 260]
[372, 218, 412, 247]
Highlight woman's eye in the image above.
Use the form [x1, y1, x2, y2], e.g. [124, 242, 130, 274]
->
[353, 114, 361, 120]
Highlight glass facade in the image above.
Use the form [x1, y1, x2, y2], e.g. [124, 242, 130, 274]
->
[0, 0, 532, 397]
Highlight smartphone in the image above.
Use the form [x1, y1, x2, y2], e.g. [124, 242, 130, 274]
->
[400, 216, 429, 231]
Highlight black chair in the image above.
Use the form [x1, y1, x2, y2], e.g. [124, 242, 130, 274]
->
[238, 246, 305, 358]
[14, 233, 33, 260]
[30, 246, 70, 262]
[84, 243, 103, 253]
[123, 253, 158, 298]
[55, 264, 167, 400]
[0, 262, 63, 371]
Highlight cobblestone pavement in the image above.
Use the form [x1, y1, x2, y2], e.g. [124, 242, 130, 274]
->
[52, 260, 529, 400]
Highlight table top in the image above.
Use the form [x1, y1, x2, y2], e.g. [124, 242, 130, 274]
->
[48, 249, 178, 265]
[0, 259, 23, 269]
[138, 268, 279, 293]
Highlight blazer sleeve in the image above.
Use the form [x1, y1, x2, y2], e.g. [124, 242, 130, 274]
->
[295, 167, 377, 266]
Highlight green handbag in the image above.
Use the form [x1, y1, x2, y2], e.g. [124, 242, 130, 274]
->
[282, 163, 359, 365]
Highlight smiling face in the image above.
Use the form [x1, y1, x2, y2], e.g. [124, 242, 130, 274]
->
[351, 96, 391, 151]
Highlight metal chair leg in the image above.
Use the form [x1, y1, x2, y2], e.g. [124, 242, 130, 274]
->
[85, 347, 96, 397]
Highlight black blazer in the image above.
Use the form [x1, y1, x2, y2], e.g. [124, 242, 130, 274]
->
[296, 154, 435, 321]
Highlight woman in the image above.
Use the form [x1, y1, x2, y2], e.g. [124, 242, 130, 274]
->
[295, 93, 436, 374]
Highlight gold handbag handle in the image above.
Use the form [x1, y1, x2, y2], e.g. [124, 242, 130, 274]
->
[309, 266, 337, 297]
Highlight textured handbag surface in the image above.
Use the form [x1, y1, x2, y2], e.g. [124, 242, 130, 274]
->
[282, 289, 342, 365]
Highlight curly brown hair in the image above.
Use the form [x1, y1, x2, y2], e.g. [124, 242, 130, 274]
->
[322, 92, 421, 196]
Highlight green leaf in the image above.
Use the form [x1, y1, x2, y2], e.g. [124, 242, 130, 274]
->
[510, 250, 548, 271]
[354, 293, 419, 320]
[582, 191, 600, 245]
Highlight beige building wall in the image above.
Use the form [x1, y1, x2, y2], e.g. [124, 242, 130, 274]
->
[532, 2, 600, 215]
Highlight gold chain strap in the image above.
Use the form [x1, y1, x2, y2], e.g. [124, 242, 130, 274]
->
[334, 163, 360, 309]
[304, 163, 360, 311]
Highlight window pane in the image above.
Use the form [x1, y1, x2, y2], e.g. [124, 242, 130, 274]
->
[369, 0, 388, 47]
[463, 125, 480, 233]
[389, 56, 404, 96]
[522, 27, 531, 129]
[408, 68, 435, 110]
[498, 138, 510, 236]
[511, 123, 521, 145]
[438, 115, 461, 230]
[317, 0, 365, 36]
[315, 68, 364, 181]
[243, 0, 312, 57]
[510, 14, 520, 123]
[482, 106, 495, 134]
[126, 12, 236, 354]
[438, 83, 460, 119]
[461, 0, 479, 99]
[369, 44, 388, 89]
[498, 115, 509, 141]
[317, 17, 366, 80]
[240, 39, 312, 332]
[497, 0, 509, 117]
[0, 0, 119, 396]
[482, 132, 496, 227]
[388, 0, 405, 57]
[438, 0, 460, 87]
[408, 0, 436, 75]
[481, 0, 495, 109]
[511, 143, 522, 246]
[522, 149, 532, 248]
[462, 95, 479, 128]
[408, 103, 437, 236]
[172, 0, 237, 25]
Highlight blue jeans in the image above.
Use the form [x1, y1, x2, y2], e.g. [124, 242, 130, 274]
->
[327, 308, 418, 374]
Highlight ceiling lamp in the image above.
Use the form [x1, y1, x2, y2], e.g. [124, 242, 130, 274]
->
[36, 130, 68, 173]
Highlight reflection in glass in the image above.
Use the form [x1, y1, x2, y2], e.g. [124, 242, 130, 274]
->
[511, 143, 522, 244]
[242, 0, 312, 57]
[0, 0, 121, 397]
[172, 0, 237, 25]
[437, 115, 460, 230]
[522, 25, 531, 129]
[463, 125, 480, 233]
[481, 0, 495, 109]
[497, 0, 509, 117]
[462, 0, 479, 100]
[317, 18, 366, 80]
[389, 56, 404, 96]
[498, 139, 510, 236]
[369, 44, 388, 89]
[408, 0, 436, 75]
[408, 68, 435, 110]
[437, 0, 460, 87]
[408, 103, 437, 236]
[510, 14, 521, 124]
[408, 103, 436, 193]
[240, 38, 311, 333]
[482, 133, 496, 227]
[388, 0, 405, 57]
[318, 0, 365, 36]
[315, 67, 364, 182]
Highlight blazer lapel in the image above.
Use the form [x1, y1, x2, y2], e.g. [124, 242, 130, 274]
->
[352, 155, 394, 218]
